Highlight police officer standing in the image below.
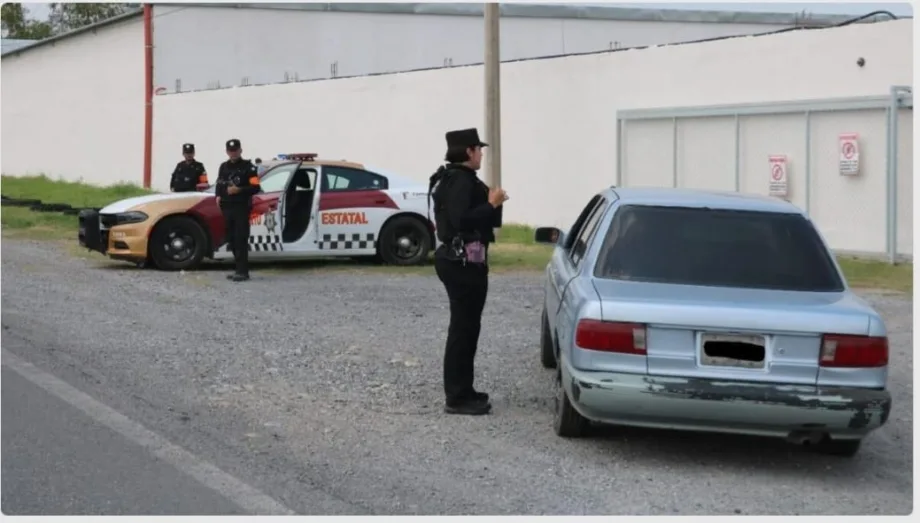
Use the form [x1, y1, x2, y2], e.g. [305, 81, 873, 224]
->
[216, 138, 261, 282]
[170, 143, 209, 192]
[429, 128, 508, 416]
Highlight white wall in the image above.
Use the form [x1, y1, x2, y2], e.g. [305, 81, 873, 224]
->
[152, 18, 912, 254]
[1, 17, 145, 186]
[151, 5, 794, 93]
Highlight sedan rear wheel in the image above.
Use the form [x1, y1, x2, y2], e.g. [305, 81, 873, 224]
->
[540, 308, 557, 369]
[553, 368, 588, 438]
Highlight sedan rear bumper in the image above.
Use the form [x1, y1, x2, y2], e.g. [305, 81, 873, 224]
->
[562, 361, 891, 440]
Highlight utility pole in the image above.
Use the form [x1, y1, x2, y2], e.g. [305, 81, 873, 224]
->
[484, 2, 501, 188]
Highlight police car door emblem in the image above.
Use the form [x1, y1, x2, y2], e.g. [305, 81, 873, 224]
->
[264, 210, 277, 233]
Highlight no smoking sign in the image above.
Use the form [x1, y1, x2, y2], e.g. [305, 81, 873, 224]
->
[768, 155, 788, 198]
[839, 133, 860, 176]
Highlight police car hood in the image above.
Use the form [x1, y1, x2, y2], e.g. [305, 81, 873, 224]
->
[99, 192, 210, 214]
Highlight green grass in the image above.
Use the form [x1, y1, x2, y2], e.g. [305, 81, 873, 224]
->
[0, 175, 912, 291]
[1, 174, 152, 208]
[2, 206, 80, 240]
[837, 257, 913, 294]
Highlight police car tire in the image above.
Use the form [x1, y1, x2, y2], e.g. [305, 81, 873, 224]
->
[378, 216, 431, 266]
[148, 215, 207, 271]
[540, 308, 557, 369]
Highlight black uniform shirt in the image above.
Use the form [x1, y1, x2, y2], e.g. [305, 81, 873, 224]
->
[216, 159, 261, 206]
[171, 160, 208, 191]
[432, 164, 503, 245]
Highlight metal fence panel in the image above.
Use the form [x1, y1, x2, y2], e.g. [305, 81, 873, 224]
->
[896, 107, 913, 256]
[616, 91, 913, 261]
[676, 116, 736, 191]
[620, 118, 675, 188]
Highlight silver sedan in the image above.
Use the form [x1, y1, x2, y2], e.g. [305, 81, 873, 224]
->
[535, 187, 891, 457]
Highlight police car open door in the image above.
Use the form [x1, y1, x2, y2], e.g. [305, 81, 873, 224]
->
[273, 164, 321, 254]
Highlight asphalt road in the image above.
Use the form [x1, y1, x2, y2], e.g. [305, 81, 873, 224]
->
[1, 365, 244, 515]
[0, 240, 913, 515]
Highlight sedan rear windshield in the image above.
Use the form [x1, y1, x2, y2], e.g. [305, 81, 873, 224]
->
[593, 205, 845, 292]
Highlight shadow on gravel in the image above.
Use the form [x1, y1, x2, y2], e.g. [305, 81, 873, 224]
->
[572, 422, 887, 476]
[92, 257, 435, 275]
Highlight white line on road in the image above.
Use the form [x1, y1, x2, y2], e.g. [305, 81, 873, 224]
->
[1, 350, 295, 515]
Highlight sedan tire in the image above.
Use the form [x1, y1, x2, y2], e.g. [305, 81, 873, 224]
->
[553, 368, 588, 438]
[540, 308, 557, 369]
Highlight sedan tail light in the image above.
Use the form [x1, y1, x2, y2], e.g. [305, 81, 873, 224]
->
[575, 320, 647, 355]
[820, 334, 888, 368]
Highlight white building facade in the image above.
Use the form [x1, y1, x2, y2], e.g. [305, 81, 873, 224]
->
[1, 5, 912, 258]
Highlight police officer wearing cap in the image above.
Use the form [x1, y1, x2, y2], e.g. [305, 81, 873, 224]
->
[216, 138, 261, 282]
[170, 143, 209, 192]
[429, 128, 508, 416]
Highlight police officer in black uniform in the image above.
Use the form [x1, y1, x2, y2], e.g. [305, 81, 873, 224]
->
[170, 143, 209, 192]
[429, 128, 508, 416]
[216, 138, 261, 282]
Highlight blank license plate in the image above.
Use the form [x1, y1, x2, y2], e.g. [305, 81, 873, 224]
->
[699, 333, 766, 369]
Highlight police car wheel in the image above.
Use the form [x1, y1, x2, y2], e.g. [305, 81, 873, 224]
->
[378, 216, 430, 266]
[148, 216, 207, 271]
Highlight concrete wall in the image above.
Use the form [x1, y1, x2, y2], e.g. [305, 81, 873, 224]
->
[151, 4, 797, 94]
[1, 17, 145, 186]
[151, 19, 912, 255]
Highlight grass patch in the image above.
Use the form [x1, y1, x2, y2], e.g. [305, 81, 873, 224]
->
[2, 206, 79, 240]
[1, 174, 152, 208]
[1, 174, 152, 240]
[837, 257, 913, 293]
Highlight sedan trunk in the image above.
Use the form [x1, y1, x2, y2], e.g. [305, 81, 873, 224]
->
[591, 279, 873, 385]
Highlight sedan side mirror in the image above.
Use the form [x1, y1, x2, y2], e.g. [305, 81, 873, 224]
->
[534, 226, 563, 245]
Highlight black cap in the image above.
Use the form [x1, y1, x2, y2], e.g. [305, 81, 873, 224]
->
[226, 138, 241, 151]
[445, 128, 488, 149]
[182, 143, 195, 154]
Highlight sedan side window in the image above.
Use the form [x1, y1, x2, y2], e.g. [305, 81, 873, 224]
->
[563, 195, 602, 251]
[569, 198, 607, 267]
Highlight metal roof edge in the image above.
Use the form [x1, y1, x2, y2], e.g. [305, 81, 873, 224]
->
[1, 9, 143, 59]
[158, 2, 869, 25]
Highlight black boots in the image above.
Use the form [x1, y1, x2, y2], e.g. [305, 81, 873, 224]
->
[445, 390, 492, 416]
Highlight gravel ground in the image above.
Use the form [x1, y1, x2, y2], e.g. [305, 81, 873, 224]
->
[1, 239, 913, 515]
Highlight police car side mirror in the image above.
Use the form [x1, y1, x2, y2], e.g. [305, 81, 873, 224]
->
[534, 227, 563, 245]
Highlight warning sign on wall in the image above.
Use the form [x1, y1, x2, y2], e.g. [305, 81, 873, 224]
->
[839, 133, 860, 176]
[768, 155, 788, 197]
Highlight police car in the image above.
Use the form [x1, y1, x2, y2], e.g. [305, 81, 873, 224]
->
[78, 153, 437, 270]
